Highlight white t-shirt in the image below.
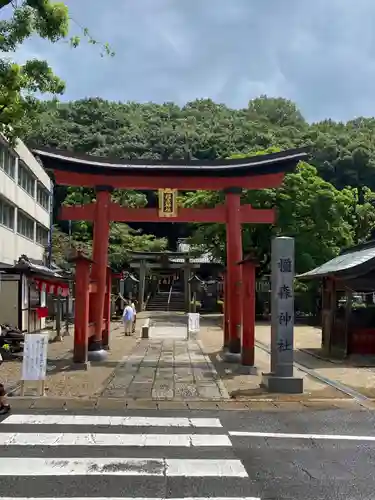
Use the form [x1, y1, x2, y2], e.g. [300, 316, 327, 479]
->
[131, 302, 137, 316]
[123, 305, 134, 321]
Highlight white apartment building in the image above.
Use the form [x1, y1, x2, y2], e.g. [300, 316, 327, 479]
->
[0, 136, 52, 266]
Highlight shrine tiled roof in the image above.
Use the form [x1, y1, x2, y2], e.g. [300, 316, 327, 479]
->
[171, 241, 222, 264]
[32, 146, 308, 177]
[169, 254, 221, 264]
[298, 241, 375, 279]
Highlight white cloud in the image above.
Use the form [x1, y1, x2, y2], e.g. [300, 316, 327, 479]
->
[9, 0, 375, 121]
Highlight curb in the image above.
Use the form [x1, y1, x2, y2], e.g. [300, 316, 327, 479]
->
[141, 318, 150, 338]
[298, 348, 343, 365]
[6, 396, 368, 412]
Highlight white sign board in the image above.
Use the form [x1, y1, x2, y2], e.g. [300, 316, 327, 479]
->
[21, 333, 49, 381]
[188, 313, 200, 333]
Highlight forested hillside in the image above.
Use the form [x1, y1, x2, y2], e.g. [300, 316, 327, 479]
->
[23, 95, 375, 273]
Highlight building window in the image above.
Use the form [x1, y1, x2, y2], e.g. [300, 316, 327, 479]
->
[18, 161, 35, 197]
[17, 211, 34, 240]
[0, 143, 16, 179]
[36, 182, 50, 211]
[36, 223, 49, 246]
[0, 197, 15, 230]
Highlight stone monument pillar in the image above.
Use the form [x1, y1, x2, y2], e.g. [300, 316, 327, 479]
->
[138, 260, 146, 311]
[261, 236, 303, 394]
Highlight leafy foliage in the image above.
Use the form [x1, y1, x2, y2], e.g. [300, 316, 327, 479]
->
[21, 95, 375, 274]
[55, 186, 167, 270]
[51, 225, 91, 269]
[183, 160, 363, 274]
[0, 0, 114, 141]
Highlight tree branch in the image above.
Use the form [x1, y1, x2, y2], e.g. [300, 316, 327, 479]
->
[0, 0, 13, 9]
[0, 104, 8, 113]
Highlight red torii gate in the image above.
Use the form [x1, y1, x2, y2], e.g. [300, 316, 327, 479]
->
[34, 147, 306, 365]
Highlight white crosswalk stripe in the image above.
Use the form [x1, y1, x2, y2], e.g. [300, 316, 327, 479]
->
[0, 413, 260, 500]
[0, 457, 248, 477]
[2, 414, 223, 427]
[0, 432, 232, 447]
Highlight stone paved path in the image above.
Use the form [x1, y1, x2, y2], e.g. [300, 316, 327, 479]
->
[150, 325, 187, 339]
[103, 337, 229, 401]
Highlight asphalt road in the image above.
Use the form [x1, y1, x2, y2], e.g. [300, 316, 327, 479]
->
[0, 408, 374, 499]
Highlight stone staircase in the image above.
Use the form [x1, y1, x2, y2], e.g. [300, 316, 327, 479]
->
[146, 291, 185, 312]
[168, 291, 185, 311]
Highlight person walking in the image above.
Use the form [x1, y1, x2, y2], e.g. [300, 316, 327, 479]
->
[122, 301, 134, 336]
[131, 300, 137, 334]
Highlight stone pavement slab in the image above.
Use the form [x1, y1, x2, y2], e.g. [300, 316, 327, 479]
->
[150, 325, 188, 339]
[101, 338, 229, 401]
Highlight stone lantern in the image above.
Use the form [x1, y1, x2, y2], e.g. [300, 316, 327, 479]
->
[188, 274, 203, 312]
[121, 271, 139, 299]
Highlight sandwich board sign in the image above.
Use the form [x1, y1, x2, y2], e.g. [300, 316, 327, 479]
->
[188, 313, 200, 333]
[21, 333, 49, 396]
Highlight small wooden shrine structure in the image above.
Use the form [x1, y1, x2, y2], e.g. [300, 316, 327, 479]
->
[299, 240, 375, 357]
[34, 146, 307, 366]
[0, 255, 69, 333]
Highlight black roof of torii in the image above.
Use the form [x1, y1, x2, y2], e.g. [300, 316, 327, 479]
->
[32, 146, 309, 178]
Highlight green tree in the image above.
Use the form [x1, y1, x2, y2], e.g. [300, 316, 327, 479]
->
[21, 95, 375, 266]
[59, 186, 166, 271]
[183, 156, 371, 275]
[0, 1, 113, 140]
[51, 222, 167, 272]
[108, 224, 167, 272]
[51, 225, 91, 269]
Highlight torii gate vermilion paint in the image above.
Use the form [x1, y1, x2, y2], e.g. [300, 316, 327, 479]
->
[34, 147, 307, 364]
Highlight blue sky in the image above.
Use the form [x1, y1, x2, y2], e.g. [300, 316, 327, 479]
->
[9, 0, 375, 122]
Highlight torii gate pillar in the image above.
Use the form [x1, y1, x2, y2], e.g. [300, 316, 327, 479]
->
[225, 188, 243, 354]
[238, 256, 258, 370]
[88, 186, 112, 360]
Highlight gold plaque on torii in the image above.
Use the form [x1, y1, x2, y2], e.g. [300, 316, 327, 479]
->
[158, 188, 178, 218]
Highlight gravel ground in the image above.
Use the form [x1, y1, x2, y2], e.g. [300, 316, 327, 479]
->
[197, 321, 350, 401]
[2, 321, 140, 397]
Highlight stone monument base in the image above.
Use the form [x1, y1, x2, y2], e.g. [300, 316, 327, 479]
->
[87, 339, 108, 362]
[87, 349, 108, 362]
[236, 364, 258, 375]
[222, 351, 241, 364]
[72, 361, 91, 371]
[261, 372, 304, 394]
